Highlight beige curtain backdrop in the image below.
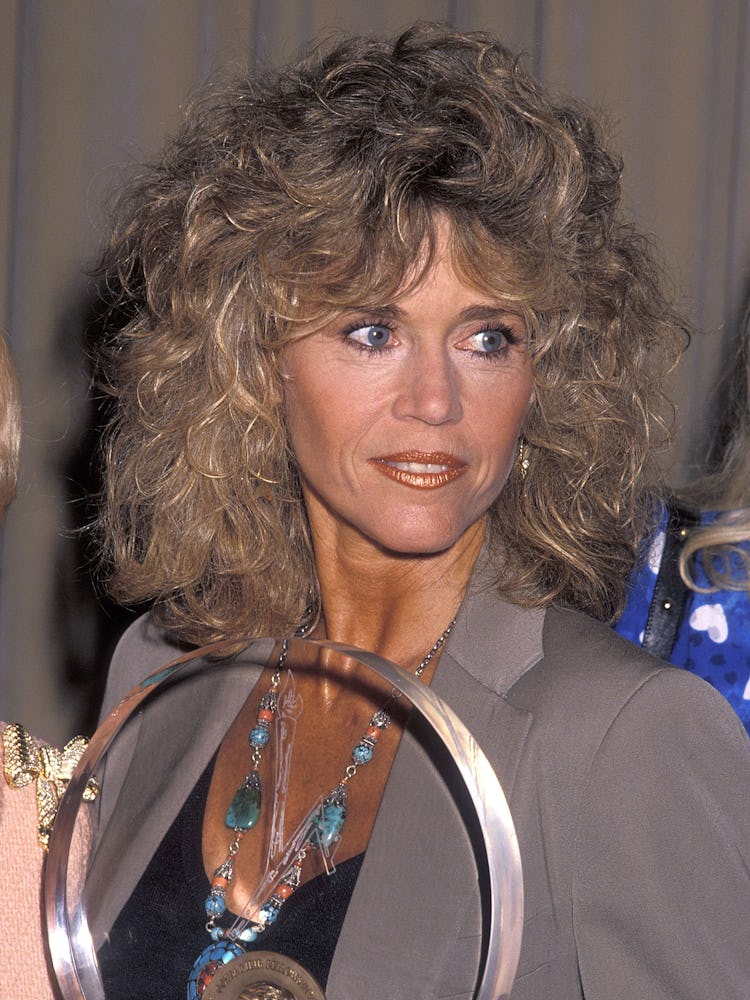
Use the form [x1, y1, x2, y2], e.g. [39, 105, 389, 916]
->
[1, 0, 749, 744]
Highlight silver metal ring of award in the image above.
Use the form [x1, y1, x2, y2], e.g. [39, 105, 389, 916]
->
[202, 951, 327, 1000]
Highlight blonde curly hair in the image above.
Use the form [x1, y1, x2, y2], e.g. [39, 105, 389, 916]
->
[678, 298, 750, 593]
[96, 24, 685, 645]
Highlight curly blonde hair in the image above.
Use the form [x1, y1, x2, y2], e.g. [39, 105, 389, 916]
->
[0, 333, 20, 521]
[678, 299, 750, 593]
[96, 24, 685, 645]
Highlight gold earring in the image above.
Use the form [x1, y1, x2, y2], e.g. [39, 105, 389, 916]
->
[249, 468, 279, 501]
[518, 439, 530, 481]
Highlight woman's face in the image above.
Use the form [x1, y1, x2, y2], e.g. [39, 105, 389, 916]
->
[281, 227, 535, 560]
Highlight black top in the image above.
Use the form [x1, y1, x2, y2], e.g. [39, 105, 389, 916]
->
[98, 756, 363, 999]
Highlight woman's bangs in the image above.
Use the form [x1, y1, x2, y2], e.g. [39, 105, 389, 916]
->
[272, 212, 437, 336]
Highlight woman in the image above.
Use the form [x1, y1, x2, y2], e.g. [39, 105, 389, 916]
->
[0, 335, 47, 995]
[91, 25, 750, 1000]
[0, 333, 95, 998]
[616, 300, 750, 732]
[0, 335, 51, 994]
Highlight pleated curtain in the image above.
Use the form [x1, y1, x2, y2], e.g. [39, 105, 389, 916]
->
[1, 0, 748, 742]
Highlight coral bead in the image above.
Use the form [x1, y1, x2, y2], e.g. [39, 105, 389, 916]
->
[366, 726, 381, 741]
[258, 709, 274, 723]
[276, 883, 293, 899]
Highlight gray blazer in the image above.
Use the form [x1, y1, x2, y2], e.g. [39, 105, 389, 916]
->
[88, 583, 750, 999]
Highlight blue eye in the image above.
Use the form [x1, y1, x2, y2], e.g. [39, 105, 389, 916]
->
[346, 324, 393, 349]
[470, 329, 508, 353]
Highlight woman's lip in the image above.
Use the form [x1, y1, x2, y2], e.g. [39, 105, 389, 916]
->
[369, 452, 467, 489]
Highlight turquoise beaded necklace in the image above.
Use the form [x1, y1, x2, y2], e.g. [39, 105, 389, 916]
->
[187, 620, 456, 999]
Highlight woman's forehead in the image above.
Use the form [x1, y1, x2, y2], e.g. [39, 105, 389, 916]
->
[282, 213, 536, 317]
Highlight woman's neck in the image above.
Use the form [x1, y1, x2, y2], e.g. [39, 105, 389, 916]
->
[310, 519, 485, 671]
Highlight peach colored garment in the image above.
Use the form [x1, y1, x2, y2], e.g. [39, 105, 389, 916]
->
[1, 725, 94, 999]
[0, 765, 60, 998]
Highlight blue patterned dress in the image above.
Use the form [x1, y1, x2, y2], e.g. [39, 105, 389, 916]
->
[616, 509, 750, 735]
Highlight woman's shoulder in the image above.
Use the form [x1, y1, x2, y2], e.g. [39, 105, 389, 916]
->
[99, 612, 187, 718]
[99, 614, 274, 720]
[523, 604, 745, 745]
[543, 603, 665, 686]
[506, 606, 750, 841]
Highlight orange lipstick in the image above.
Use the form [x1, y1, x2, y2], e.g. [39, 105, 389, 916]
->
[369, 451, 467, 489]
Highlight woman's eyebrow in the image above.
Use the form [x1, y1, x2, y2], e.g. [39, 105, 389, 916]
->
[340, 303, 518, 322]
[339, 304, 403, 319]
[456, 305, 520, 322]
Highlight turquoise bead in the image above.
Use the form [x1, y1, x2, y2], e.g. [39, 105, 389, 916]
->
[260, 901, 280, 924]
[352, 742, 373, 764]
[205, 892, 226, 918]
[188, 940, 244, 1000]
[249, 725, 270, 747]
[310, 801, 346, 849]
[225, 772, 262, 830]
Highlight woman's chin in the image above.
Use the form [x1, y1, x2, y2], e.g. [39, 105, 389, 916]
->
[355, 517, 487, 562]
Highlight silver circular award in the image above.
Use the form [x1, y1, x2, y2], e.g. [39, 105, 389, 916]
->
[45, 637, 523, 999]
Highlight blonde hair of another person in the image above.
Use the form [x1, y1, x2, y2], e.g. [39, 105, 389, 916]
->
[679, 301, 750, 593]
[0, 333, 20, 520]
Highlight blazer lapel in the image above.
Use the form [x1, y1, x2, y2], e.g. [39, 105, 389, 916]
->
[86, 641, 273, 942]
[328, 588, 543, 998]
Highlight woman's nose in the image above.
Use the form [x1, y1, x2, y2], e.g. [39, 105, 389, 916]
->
[391, 347, 463, 424]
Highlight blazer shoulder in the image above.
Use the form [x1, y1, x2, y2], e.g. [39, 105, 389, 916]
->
[508, 603, 746, 761]
[520, 604, 665, 699]
[506, 605, 675, 759]
[99, 613, 187, 719]
[544, 604, 662, 674]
